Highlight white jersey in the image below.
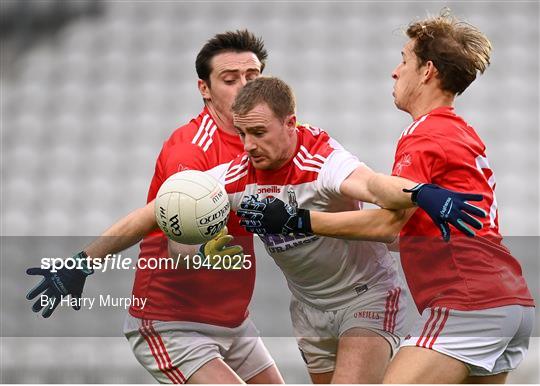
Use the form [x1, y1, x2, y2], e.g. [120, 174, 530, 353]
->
[224, 125, 404, 310]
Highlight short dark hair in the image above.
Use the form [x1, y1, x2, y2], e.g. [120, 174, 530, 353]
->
[407, 10, 491, 95]
[195, 29, 268, 84]
[232, 76, 296, 121]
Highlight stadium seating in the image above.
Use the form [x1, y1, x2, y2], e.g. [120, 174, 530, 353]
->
[1, 1, 538, 383]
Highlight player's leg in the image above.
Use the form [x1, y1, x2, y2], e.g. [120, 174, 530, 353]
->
[385, 305, 533, 384]
[465, 373, 508, 384]
[464, 306, 534, 384]
[309, 371, 333, 384]
[187, 358, 244, 384]
[383, 346, 469, 383]
[383, 305, 472, 383]
[330, 284, 406, 383]
[245, 364, 283, 384]
[332, 328, 392, 383]
[222, 319, 284, 384]
[124, 316, 243, 384]
[289, 296, 338, 383]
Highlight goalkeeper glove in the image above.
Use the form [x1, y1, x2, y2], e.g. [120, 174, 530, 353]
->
[404, 183, 486, 242]
[198, 226, 243, 268]
[26, 251, 94, 318]
[237, 194, 312, 235]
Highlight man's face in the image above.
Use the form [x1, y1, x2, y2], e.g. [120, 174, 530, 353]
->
[199, 51, 262, 124]
[233, 103, 296, 170]
[391, 39, 425, 113]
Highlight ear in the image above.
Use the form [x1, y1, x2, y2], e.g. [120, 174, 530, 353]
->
[198, 79, 211, 100]
[422, 61, 438, 83]
[285, 114, 297, 132]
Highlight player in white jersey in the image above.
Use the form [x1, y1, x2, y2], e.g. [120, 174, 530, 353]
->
[223, 76, 409, 383]
[229, 76, 486, 382]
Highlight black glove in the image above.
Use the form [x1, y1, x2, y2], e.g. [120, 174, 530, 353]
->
[237, 194, 311, 235]
[26, 251, 94, 318]
[404, 183, 486, 242]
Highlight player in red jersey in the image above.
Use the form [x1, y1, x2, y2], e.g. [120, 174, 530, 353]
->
[238, 13, 535, 384]
[26, 30, 284, 384]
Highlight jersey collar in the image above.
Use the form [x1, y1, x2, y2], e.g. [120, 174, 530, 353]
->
[421, 106, 455, 120]
[200, 106, 243, 145]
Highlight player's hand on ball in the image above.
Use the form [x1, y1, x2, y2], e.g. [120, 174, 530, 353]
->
[26, 251, 94, 318]
[237, 194, 312, 235]
[199, 226, 243, 269]
[404, 183, 486, 242]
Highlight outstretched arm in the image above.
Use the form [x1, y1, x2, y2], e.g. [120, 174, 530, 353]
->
[309, 208, 416, 243]
[238, 165, 485, 241]
[26, 201, 159, 318]
[238, 193, 416, 243]
[339, 165, 418, 209]
[83, 201, 159, 259]
[340, 165, 486, 240]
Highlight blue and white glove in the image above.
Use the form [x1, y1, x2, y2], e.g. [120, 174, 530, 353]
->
[237, 194, 311, 235]
[26, 251, 93, 318]
[404, 183, 486, 241]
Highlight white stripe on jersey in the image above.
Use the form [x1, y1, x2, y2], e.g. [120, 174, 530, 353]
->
[191, 114, 218, 152]
[399, 121, 415, 139]
[293, 157, 323, 173]
[400, 115, 428, 138]
[226, 155, 249, 174]
[225, 157, 249, 184]
[300, 145, 327, 163]
[292, 145, 327, 172]
[196, 120, 215, 149]
[407, 115, 428, 135]
[202, 124, 218, 151]
[192, 114, 209, 145]
[225, 170, 248, 185]
[225, 157, 249, 178]
[296, 150, 324, 168]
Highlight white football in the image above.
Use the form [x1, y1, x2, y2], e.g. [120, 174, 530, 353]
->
[155, 170, 230, 244]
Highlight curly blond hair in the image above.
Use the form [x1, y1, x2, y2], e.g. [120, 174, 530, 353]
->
[407, 9, 492, 95]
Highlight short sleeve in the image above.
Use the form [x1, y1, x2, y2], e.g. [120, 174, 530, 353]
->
[392, 135, 447, 183]
[318, 149, 363, 196]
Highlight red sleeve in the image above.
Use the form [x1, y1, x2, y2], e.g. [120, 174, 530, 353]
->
[392, 135, 447, 183]
[146, 142, 208, 203]
[141, 141, 210, 256]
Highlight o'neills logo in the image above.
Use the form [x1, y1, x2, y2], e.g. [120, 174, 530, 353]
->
[353, 311, 380, 320]
[257, 186, 281, 194]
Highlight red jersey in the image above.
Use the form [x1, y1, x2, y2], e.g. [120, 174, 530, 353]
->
[129, 107, 255, 327]
[392, 106, 533, 313]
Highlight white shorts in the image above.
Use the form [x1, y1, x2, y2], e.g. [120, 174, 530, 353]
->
[401, 305, 535, 376]
[290, 286, 408, 373]
[123, 314, 275, 383]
